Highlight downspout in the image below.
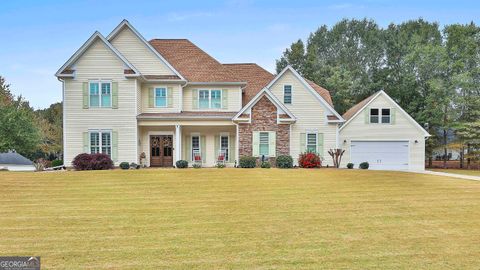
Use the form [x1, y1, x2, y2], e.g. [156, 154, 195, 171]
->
[57, 77, 66, 164]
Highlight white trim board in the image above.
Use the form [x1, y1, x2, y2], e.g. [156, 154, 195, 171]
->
[55, 31, 140, 77]
[339, 90, 431, 137]
[232, 88, 296, 122]
[266, 65, 344, 121]
[106, 19, 186, 81]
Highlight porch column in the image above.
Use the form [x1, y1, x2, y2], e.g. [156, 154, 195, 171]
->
[175, 125, 182, 163]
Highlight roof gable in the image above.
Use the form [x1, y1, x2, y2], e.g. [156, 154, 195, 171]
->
[233, 88, 296, 122]
[266, 66, 343, 121]
[340, 91, 430, 136]
[55, 31, 139, 77]
[107, 20, 185, 80]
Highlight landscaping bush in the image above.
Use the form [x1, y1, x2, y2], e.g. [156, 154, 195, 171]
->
[276, 155, 293, 168]
[130, 163, 140, 169]
[347, 163, 354, 169]
[239, 156, 257, 168]
[359, 162, 369, 169]
[176, 160, 188, 168]
[193, 163, 202, 169]
[298, 152, 321, 168]
[72, 153, 113, 171]
[216, 163, 226, 168]
[120, 162, 130, 170]
[51, 159, 63, 167]
[260, 161, 271, 168]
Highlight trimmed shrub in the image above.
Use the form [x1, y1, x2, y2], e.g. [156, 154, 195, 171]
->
[260, 161, 271, 168]
[130, 163, 140, 169]
[51, 159, 63, 167]
[120, 162, 130, 170]
[216, 163, 226, 168]
[193, 163, 202, 169]
[347, 163, 354, 169]
[72, 153, 113, 171]
[276, 155, 293, 168]
[176, 160, 188, 168]
[239, 156, 257, 168]
[359, 162, 369, 169]
[298, 152, 321, 168]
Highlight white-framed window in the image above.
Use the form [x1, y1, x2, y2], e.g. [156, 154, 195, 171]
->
[381, 108, 391, 123]
[198, 89, 222, 109]
[155, 87, 167, 107]
[90, 130, 112, 156]
[284, 85, 292, 104]
[220, 135, 229, 160]
[211, 90, 222, 108]
[199, 90, 209, 109]
[192, 135, 200, 159]
[306, 133, 317, 153]
[89, 81, 111, 108]
[370, 108, 391, 124]
[259, 132, 269, 156]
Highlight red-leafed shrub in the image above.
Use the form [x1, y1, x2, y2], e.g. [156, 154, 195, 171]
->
[72, 153, 114, 170]
[298, 152, 322, 168]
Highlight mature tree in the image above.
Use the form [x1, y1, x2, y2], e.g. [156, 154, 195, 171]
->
[0, 76, 14, 106]
[276, 39, 306, 74]
[0, 104, 41, 157]
[35, 102, 63, 157]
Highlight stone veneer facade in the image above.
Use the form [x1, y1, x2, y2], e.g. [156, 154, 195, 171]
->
[238, 96, 290, 163]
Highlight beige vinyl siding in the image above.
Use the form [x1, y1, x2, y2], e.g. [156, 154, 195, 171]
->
[269, 70, 338, 166]
[140, 83, 182, 113]
[110, 27, 175, 75]
[339, 94, 426, 171]
[63, 39, 137, 166]
[182, 85, 242, 112]
[136, 80, 142, 115]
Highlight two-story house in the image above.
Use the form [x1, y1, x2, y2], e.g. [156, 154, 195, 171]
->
[56, 20, 429, 170]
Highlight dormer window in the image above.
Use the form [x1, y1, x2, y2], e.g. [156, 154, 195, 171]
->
[284, 85, 292, 104]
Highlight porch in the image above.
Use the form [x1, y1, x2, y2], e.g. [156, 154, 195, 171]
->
[138, 119, 237, 167]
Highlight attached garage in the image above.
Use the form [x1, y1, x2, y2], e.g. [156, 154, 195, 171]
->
[339, 91, 430, 171]
[350, 141, 409, 170]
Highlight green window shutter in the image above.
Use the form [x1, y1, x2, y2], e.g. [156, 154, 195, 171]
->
[184, 136, 191, 162]
[148, 87, 154, 108]
[112, 131, 118, 162]
[214, 135, 220, 159]
[252, 131, 259, 156]
[300, 133, 306, 153]
[229, 135, 235, 163]
[167, 87, 173, 107]
[200, 135, 206, 162]
[391, 108, 396, 124]
[82, 82, 89, 109]
[222, 89, 228, 109]
[192, 89, 198, 109]
[83, 132, 89, 153]
[364, 108, 370, 124]
[268, 131, 276, 157]
[112, 82, 119, 109]
[317, 133, 324, 157]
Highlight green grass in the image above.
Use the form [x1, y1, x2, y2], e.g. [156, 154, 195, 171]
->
[432, 168, 480, 177]
[1, 168, 479, 269]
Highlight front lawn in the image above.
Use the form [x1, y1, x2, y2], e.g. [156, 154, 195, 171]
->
[1, 169, 479, 269]
[432, 168, 480, 177]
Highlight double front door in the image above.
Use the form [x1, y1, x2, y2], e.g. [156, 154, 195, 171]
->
[150, 135, 173, 167]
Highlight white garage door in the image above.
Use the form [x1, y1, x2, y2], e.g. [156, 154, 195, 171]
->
[351, 141, 409, 170]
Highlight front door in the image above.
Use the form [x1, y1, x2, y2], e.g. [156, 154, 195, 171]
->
[150, 135, 173, 167]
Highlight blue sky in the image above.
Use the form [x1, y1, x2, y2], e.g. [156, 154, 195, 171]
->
[1, 0, 479, 108]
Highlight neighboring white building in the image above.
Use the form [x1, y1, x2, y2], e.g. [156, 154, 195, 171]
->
[55, 19, 430, 171]
[0, 152, 35, 172]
